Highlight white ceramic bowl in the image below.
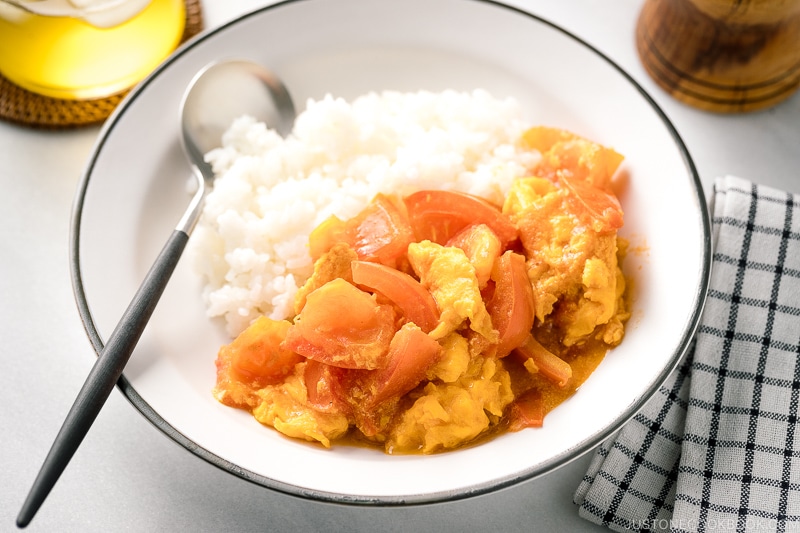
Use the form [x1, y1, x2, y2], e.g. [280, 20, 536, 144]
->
[72, 0, 711, 504]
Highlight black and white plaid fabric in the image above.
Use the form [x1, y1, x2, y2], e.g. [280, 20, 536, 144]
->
[574, 176, 800, 533]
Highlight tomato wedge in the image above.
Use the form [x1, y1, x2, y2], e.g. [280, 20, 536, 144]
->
[349, 193, 415, 266]
[486, 251, 535, 358]
[309, 193, 414, 266]
[560, 174, 623, 232]
[219, 316, 303, 386]
[348, 323, 442, 408]
[351, 260, 439, 333]
[508, 389, 545, 431]
[514, 334, 573, 388]
[403, 190, 518, 246]
[304, 360, 350, 415]
[521, 126, 624, 190]
[282, 278, 396, 370]
[371, 323, 442, 405]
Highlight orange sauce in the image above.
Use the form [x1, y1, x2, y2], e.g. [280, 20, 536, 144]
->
[330, 336, 613, 454]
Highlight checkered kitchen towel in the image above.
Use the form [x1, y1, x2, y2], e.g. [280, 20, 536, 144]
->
[574, 176, 800, 533]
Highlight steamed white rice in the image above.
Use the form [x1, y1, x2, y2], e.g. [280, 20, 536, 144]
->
[190, 89, 540, 336]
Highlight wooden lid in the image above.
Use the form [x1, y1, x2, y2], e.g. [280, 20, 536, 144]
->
[636, 0, 800, 113]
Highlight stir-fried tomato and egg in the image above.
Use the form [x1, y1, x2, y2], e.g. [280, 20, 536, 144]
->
[212, 126, 630, 454]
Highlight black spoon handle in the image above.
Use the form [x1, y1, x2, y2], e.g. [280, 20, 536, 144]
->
[17, 229, 189, 529]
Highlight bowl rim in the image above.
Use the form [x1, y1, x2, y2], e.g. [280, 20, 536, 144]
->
[69, 0, 712, 506]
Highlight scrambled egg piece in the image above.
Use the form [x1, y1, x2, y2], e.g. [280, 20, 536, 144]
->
[252, 363, 349, 448]
[293, 243, 358, 314]
[504, 177, 625, 346]
[407, 241, 498, 343]
[427, 332, 471, 383]
[388, 354, 513, 453]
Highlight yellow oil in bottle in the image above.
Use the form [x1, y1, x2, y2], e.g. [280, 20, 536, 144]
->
[0, 0, 185, 100]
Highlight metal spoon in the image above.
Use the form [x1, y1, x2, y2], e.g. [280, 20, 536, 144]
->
[16, 59, 296, 528]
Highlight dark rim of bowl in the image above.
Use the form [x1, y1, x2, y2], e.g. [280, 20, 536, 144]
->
[69, 0, 712, 507]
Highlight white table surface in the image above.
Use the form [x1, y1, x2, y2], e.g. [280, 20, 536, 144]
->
[2, 1, 798, 531]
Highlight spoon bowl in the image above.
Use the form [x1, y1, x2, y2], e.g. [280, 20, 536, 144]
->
[16, 59, 296, 529]
[177, 59, 296, 234]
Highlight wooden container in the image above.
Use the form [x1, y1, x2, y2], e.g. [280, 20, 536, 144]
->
[636, 0, 800, 112]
